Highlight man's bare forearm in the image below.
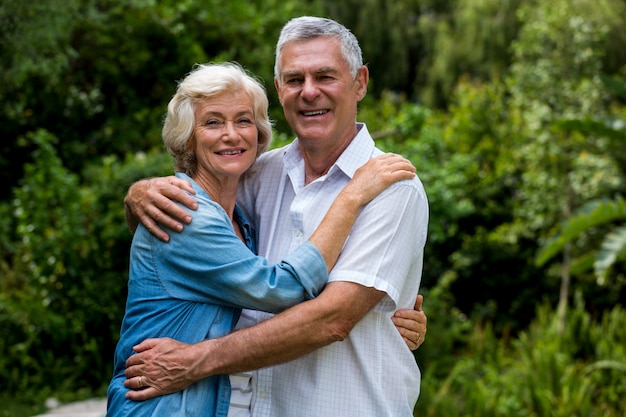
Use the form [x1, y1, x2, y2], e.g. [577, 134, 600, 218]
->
[191, 282, 384, 379]
[192, 300, 337, 378]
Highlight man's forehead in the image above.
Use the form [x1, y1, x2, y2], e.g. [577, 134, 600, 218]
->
[280, 66, 338, 77]
[279, 41, 345, 73]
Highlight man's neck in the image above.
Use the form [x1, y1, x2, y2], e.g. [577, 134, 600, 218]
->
[301, 144, 346, 185]
[299, 125, 360, 185]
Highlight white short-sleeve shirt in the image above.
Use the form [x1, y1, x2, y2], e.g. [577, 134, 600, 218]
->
[229, 123, 428, 417]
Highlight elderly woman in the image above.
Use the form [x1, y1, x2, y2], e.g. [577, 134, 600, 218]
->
[106, 62, 415, 416]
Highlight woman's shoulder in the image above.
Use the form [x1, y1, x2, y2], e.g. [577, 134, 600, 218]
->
[170, 173, 231, 230]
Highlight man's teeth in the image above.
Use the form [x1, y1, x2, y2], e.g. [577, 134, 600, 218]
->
[303, 110, 327, 116]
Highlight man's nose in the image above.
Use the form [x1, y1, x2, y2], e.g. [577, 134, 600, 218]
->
[301, 78, 320, 100]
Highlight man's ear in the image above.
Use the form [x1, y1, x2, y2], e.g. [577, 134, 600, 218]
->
[355, 66, 369, 101]
[274, 78, 284, 106]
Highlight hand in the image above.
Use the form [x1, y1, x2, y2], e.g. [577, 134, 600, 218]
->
[124, 176, 198, 242]
[124, 338, 202, 401]
[346, 153, 416, 206]
[392, 294, 427, 350]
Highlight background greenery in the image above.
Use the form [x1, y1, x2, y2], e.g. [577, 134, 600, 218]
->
[1, 0, 625, 415]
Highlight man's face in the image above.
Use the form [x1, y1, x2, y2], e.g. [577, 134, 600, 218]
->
[274, 37, 368, 150]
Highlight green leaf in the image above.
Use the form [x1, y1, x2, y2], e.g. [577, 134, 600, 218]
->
[594, 225, 626, 284]
[536, 197, 626, 265]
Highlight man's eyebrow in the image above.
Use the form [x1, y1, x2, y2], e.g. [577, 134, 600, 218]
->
[280, 67, 338, 78]
[315, 67, 337, 74]
[281, 70, 302, 78]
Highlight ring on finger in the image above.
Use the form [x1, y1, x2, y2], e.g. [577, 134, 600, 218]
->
[138, 375, 143, 388]
[415, 332, 421, 344]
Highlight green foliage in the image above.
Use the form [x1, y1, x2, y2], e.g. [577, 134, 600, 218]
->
[2, 129, 96, 396]
[0, 130, 174, 399]
[1, 0, 626, 408]
[537, 198, 626, 274]
[419, 0, 523, 107]
[536, 76, 626, 288]
[416, 297, 626, 416]
[412, 271, 474, 382]
[0, 0, 323, 197]
[595, 224, 626, 283]
[0, 393, 46, 417]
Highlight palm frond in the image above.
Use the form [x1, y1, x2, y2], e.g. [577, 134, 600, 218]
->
[536, 197, 626, 266]
[594, 225, 626, 285]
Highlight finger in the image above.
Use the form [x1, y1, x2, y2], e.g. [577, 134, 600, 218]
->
[386, 154, 415, 172]
[132, 338, 160, 354]
[379, 153, 413, 166]
[125, 386, 161, 401]
[404, 335, 420, 351]
[391, 315, 414, 329]
[389, 169, 416, 182]
[376, 165, 415, 185]
[392, 309, 426, 326]
[414, 294, 423, 311]
[159, 179, 198, 212]
[124, 363, 141, 379]
[392, 316, 423, 338]
[393, 317, 426, 344]
[416, 327, 425, 347]
[150, 193, 193, 226]
[168, 177, 196, 196]
[392, 317, 415, 336]
[380, 157, 416, 176]
[124, 340, 156, 370]
[414, 334, 423, 349]
[123, 375, 147, 390]
[139, 214, 171, 242]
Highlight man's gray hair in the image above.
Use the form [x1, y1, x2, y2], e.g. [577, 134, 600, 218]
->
[274, 16, 363, 81]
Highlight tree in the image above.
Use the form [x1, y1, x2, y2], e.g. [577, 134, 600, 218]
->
[505, 0, 626, 328]
[537, 88, 626, 293]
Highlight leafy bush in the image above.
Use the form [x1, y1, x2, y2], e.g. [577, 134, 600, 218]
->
[0, 130, 173, 400]
[416, 295, 626, 416]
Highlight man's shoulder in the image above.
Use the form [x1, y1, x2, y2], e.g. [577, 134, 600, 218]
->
[368, 147, 427, 200]
[250, 145, 290, 178]
[257, 146, 285, 165]
[239, 146, 289, 195]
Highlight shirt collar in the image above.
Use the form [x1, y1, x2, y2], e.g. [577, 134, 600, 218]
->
[283, 122, 375, 182]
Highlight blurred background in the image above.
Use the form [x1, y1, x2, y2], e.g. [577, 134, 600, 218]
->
[1, 0, 625, 415]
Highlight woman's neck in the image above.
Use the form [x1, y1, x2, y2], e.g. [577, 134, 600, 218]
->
[192, 172, 239, 220]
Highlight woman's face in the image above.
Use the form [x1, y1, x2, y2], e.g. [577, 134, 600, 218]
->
[192, 90, 258, 183]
